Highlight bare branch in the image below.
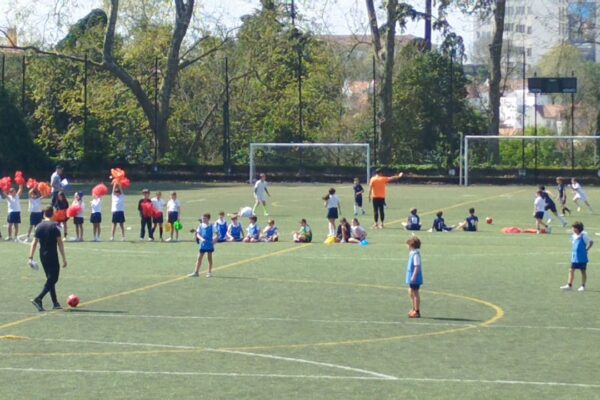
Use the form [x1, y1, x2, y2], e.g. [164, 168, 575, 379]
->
[179, 38, 229, 70]
[0, 44, 104, 68]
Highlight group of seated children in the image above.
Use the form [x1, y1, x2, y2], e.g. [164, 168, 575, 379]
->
[209, 211, 280, 243]
[335, 217, 368, 243]
[401, 208, 479, 233]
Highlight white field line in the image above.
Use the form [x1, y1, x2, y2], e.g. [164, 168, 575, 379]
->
[1, 367, 599, 389]
[18, 314, 599, 333]
[185, 198, 206, 203]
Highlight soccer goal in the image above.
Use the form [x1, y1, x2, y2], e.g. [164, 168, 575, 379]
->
[462, 135, 600, 186]
[249, 143, 371, 183]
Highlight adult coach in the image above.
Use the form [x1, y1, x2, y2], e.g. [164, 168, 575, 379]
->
[368, 168, 403, 229]
[252, 173, 270, 216]
[28, 206, 67, 311]
[50, 165, 64, 207]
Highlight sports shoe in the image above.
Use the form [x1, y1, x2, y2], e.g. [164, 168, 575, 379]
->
[206, 272, 212, 278]
[577, 207, 581, 212]
[165, 237, 172, 242]
[408, 309, 420, 318]
[560, 284, 572, 290]
[110, 236, 114, 241]
[52, 303, 63, 310]
[577, 286, 585, 292]
[546, 227, 552, 234]
[31, 298, 44, 312]
[187, 271, 199, 277]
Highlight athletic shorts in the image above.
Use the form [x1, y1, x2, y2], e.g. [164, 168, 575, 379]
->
[7, 212, 21, 224]
[409, 284, 421, 290]
[167, 211, 179, 224]
[574, 193, 588, 202]
[327, 207, 339, 219]
[199, 247, 214, 254]
[534, 211, 545, 220]
[355, 195, 363, 207]
[90, 212, 102, 224]
[73, 217, 84, 225]
[545, 203, 557, 213]
[571, 262, 587, 270]
[112, 211, 125, 224]
[152, 212, 164, 224]
[406, 225, 421, 231]
[255, 194, 267, 203]
[30, 212, 43, 226]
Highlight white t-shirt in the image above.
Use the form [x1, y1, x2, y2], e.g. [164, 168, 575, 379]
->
[239, 207, 254, 218]
[112, 193, 125, 212]
[534, 196, 546, 213]
[351, 225, 367, 240]
[326, 194, 340, 209]
[167, 199, 180, 213]
[7, 195, 20, 213]
[29, 197, 42, 213]
[254, 180, 268, 198]
[151, 197, 165, 212]
[91, 197, 102, 214]
[50, 171, 62, 191]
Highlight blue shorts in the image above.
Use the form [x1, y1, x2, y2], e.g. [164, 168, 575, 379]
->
[571, 262, 587, 270]
[168, 211, 179, 224]
[112, 211, 125, 224]
[355, 195, 363, 207]
[153, 212, 164, 224]
[73, 217, 84, 225]
[409, 284, 421, 290]
[406, 225, 421, 231]
[30, 212, 43, 226]
[200, 247, 214, 254]
[90, 212, 102, 224]
[534, 211, 545, 220]
[7, 212, 21, 224]
[545, 203, 557, 213]
[327, 207, 339, 219]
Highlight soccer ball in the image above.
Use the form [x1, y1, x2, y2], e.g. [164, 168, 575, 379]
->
[486, 217, 493, 224]
[67, 294, 80, 308]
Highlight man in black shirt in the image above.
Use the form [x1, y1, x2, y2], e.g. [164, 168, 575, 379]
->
[28, 206, 67, 311]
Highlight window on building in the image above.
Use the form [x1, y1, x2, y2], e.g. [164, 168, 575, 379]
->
[516, 24, 525, 33]
[527, 26, 532, 34]
[527, 48, 532, 57]
[516, 6, 525, 14]
[506, 6, 514, 16]
[505, 23, 514, 32]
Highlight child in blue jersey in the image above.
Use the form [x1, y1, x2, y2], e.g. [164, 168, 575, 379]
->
[402, 208, 421, 231]
[243, 215, 260, 242]
[457, 208, 478, 232]
[261, 219, 279, 242]
[405, 236, 423, 318]
[353, 177, 365, 216]
[226, 214, 244, 242]
[430, 211, 452, 232]
[188, 213, 215, 278]
[556, 177, 571, 215]
[214, 211, 228, 243]
[561, 221, 593, 292]
[539, 185, 567, 227]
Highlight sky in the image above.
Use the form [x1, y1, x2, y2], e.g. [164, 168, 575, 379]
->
[0, 0, 476, 53]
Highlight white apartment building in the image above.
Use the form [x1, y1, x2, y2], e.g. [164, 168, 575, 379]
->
[471, 0, 599, 65]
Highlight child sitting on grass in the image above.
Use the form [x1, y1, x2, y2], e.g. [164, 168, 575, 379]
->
[336, 217, 351, 243]
[402, 208, 421, 231]
[348, 218, 367, 243]
[293, 219, 312, 243]
[243, 215, 260, 242]
[261, 219, 279, 242]
[456, 207, 478, 232]
[226, 214, 244, 242]
[430, 211, 452, 232]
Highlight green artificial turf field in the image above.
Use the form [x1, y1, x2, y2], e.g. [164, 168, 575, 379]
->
[1, 182, 599, 399]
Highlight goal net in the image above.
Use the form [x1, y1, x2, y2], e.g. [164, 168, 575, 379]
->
[462, 135, 600, 185]
[249, 143, 371, 183]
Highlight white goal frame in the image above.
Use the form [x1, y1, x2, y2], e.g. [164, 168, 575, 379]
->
[249, 142, 371, 183]
[462, 135, 599, 186]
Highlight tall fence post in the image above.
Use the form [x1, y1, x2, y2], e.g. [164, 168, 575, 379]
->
[21, 55, 26, 112]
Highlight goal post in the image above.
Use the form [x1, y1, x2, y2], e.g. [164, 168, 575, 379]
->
[462, 135, 600, 186]
[249, 143, 371, 183]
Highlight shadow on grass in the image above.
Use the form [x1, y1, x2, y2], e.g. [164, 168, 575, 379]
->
[66, 309, 128, 314]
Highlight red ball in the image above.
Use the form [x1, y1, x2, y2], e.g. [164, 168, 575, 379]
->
[67, 294, 80, 308]
[486, 217, 493, 224]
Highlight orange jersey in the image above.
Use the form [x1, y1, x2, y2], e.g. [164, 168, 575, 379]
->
[369, 175, 392, 198]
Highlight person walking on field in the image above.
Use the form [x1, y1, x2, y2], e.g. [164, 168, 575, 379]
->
[252, 173, 271, 217]
[368, 169, 403, 229]
[28, 206, 67, 311]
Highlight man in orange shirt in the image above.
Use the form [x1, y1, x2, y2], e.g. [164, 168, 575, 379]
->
[368, 169, 404, 228]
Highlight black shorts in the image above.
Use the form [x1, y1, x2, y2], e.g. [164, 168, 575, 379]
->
[90, 212, 102, 224]
[30, 212, 43, 226]
[73, 217, 84, 225]
[545, 203, 557, 213]
[112, 211, 125, 224]
[327, 208, 339, 219]
[534, 211, 545, 220]
[409, 284, 421, 290]
[153, 212, 164, 224]
[7, 212, 21, 224]
[355, 195, 363, 207]
[168, 211, 179, 224]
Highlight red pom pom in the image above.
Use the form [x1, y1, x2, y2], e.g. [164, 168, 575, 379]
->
[0, 177, 11, 192]
[111, 168, 126, 180]
[37, 182, 52, 198]
[153, 209, 163, 219]
[120, 177, 131, 189]
[54, 209, 67, 223]
[141, 202, 154, 218]
[67, 205, 82, 218]
[92, 183, 109, 198]
[14, 171, 25, 186]
[26, 178, 38, 190]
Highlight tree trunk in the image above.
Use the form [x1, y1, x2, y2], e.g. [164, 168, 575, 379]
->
[366, 0, 398, 165]
[488, 0, 505, 160]
[425, 0, 432, 51]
